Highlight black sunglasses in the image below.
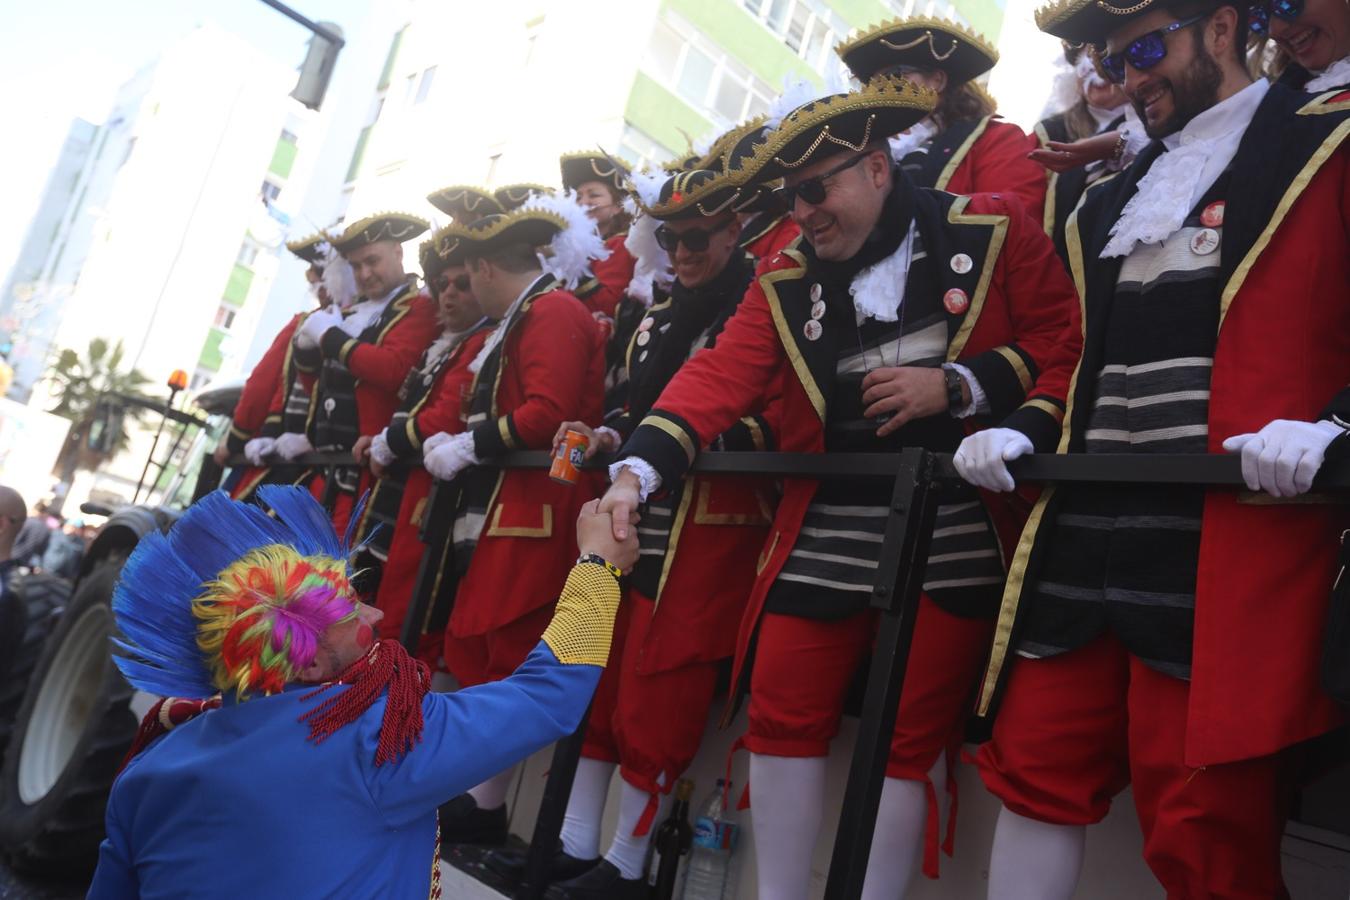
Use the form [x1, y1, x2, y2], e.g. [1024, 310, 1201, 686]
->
[655, 217, 732, 252]
[1248, 0, 1303, 34]
[1100, 14, 1206, 84]
[776, 152, 870, 207]
[435, 273, 472, 293]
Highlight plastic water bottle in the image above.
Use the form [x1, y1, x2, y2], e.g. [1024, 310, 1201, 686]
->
[680, 778, 738, 900]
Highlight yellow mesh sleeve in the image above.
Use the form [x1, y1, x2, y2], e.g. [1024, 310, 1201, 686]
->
[540, 564, 622, 666]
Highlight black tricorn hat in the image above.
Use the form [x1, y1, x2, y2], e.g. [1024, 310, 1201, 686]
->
[733, 75, 937, 184]
[836, 16, 999, 85]
[437, 208, 566, 267]
[642, 169, 745, 222]
[1034, 0, 1172, 45]
[560, 151, 631, 194]
[332, 212, 430, 254]
[493, 183, 554, 211]
[425, 185, 504, 223]
[419, 223, 465, 281]
[285, 232, 329, 265]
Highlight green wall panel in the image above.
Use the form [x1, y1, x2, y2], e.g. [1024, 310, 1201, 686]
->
[662, 0, 818, 87]
[223, 263, 254, 306]
[268, 136, 298, 179]
[625, 74, 713, 155]
[198, 328, 225, 373]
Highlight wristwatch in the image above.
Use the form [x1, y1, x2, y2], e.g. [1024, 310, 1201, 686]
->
[577, 553, 622, 580]
[940, 364, 965, 412]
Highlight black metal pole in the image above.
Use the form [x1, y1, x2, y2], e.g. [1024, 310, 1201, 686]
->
[132, 388, 180, 504]
[822, 449, 942, 900]
[399, 479, 455, 653]
[256, 0, 346, 46]
[516, 708, 593, 900]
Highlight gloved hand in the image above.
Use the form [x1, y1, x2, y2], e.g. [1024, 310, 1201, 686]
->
[243, 436, 277, 466]
[423, 432, 478, 481]
[296, 308, 343, 350]
[1221, 419, 1345, 497]
[370, 431, 395, 467]
[422, 431, 454, 455]
[273, 432, 314, 462]
[953, 427, 1034, 493]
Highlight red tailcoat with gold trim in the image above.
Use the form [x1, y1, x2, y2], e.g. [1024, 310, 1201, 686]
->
[575, 235, 636, 319]
[620, 188, 1081, 703]
[373, 328, 492, 656]
[924, 118, 1048, 231]
[224, 314, 300, 454]
[978, 86, 1350, 767]
[741, 214, 802, 264]
[450, 285, 606, 638]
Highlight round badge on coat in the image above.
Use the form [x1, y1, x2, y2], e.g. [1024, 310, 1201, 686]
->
[638, 350, 649, 362]
[950, 253, 973, 275]
[636, 331, 651, 346]
[943, 288, 970, 315]
[810, 283, 823, 303]
[803, 320, 823, 342]
[1190, 228, 1220, 256]
[323, 397, 336, 414]
[638, 317, 654, 332]
[1200, 201, 1225, 228]
[810, 300, 826, 321]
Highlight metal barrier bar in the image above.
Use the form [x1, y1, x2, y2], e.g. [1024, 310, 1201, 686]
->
[221, 449, 1350, 900]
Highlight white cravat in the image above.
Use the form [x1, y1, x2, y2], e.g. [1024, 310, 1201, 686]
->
[1101, 79, 1268, 258]
[888, 118, 939, 164]
[1306, 55, 1350, 92]
[339, 281, 405, 336]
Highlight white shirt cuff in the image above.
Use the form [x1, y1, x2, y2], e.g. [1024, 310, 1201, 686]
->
[608, 457, 661, 502]
[596, 426, 623, 453]
[946, 363, 990, 419]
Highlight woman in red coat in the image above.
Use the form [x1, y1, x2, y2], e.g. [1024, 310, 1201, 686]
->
[837, 17, 1047, 223]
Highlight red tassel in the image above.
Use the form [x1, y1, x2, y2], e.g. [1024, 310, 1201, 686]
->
[299, 639, 431, 766]
[634, 793, 660, 837]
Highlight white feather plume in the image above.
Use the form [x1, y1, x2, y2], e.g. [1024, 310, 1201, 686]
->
[764, 68, 851, 130]
[320, 243, 357, 309]
[621, 169, 674, 307]
[524, 189, 609, 290]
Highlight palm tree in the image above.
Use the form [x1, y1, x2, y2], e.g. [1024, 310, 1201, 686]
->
[45, 339, 154, 496]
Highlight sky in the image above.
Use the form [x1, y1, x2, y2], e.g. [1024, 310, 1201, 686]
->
[0, 0, 374, 289]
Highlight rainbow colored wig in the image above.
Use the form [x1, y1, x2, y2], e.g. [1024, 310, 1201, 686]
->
[112, 486, 363, 701]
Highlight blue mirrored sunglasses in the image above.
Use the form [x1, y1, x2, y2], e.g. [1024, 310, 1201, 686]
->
[1248, 0, 1304, 35]
[1099, 14, 1206, 84]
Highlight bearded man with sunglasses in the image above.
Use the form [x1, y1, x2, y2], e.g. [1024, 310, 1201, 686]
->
[350, 235, 494, 663]
[597, 76, 1081, 900]
[952, 0, 1350, 895]
[526, 170, 779, 899]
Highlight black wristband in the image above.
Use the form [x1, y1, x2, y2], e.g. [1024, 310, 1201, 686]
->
[941, 365, 965, 412]
[577, 553, 622, 581]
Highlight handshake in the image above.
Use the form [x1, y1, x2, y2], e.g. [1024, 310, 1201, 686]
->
[575, 499, 639, 574]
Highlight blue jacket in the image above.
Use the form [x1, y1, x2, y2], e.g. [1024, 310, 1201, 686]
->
[88, 642, 598, 899]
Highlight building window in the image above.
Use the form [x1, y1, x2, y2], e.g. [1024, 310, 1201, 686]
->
[737, 0, 894, 73]
[280, 128, 299, 145]
[213, 305, 237, 330]
[618, 124, 677, 170]
[414, 66, 437, 103]
[236, 241, 259, 268]
[641, 16, 777, 127]
[260, 180, 282, 204]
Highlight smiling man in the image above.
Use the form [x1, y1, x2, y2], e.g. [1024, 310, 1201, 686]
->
[952, 0, 1350, 896]
[597, 75, 1081, 899]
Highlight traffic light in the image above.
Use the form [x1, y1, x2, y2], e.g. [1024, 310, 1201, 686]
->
[292, 22, 343, 111]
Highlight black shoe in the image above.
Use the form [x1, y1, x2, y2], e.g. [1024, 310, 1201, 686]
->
[438, 793, 509, 846]
[543, 860, 648, 900]
[482, 842, 598, 886]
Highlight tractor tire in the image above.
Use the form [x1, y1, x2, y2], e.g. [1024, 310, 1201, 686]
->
[0, 559, 137, 876]
[0, 573, 70, 761]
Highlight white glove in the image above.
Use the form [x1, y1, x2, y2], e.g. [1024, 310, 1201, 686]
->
[423, 432, 478, 481]
[296, 308, 342, 350]
[370, 431, 395, 467]
[953, 427, 1034, 493]
[421, 431, 454, 455]
[243, 436, 276, 466]
[1221, 419, 1345, 498]
[273, 432, 314, 462]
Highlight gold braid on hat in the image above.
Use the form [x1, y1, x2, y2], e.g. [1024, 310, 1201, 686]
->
[836, 15, 999, 68]
[336, 211, 430, 247]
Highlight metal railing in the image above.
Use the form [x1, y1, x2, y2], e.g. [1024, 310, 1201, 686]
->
[214, 450, 1350, 900]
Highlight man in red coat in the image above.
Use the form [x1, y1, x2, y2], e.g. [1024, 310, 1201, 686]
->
[421, 201, 607, 847]
[282, 212, 439, 535]
[351, 232, 494, 661]
[837, 17, 1047, 224]
[953, 0, 1350, 895]
[598, 75, 1081, 899]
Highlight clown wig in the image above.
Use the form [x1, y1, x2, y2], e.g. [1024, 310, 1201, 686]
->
[112, 486, 363, 701]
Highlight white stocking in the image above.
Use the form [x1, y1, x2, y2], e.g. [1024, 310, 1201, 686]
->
[749, 753, 827, 900]
[605, 778, 665, 879]
[559, 758, 615, 860]
[987, 806, 1084, 900]
[468, 766, 517, 811]
[861, 754, 948, 899]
